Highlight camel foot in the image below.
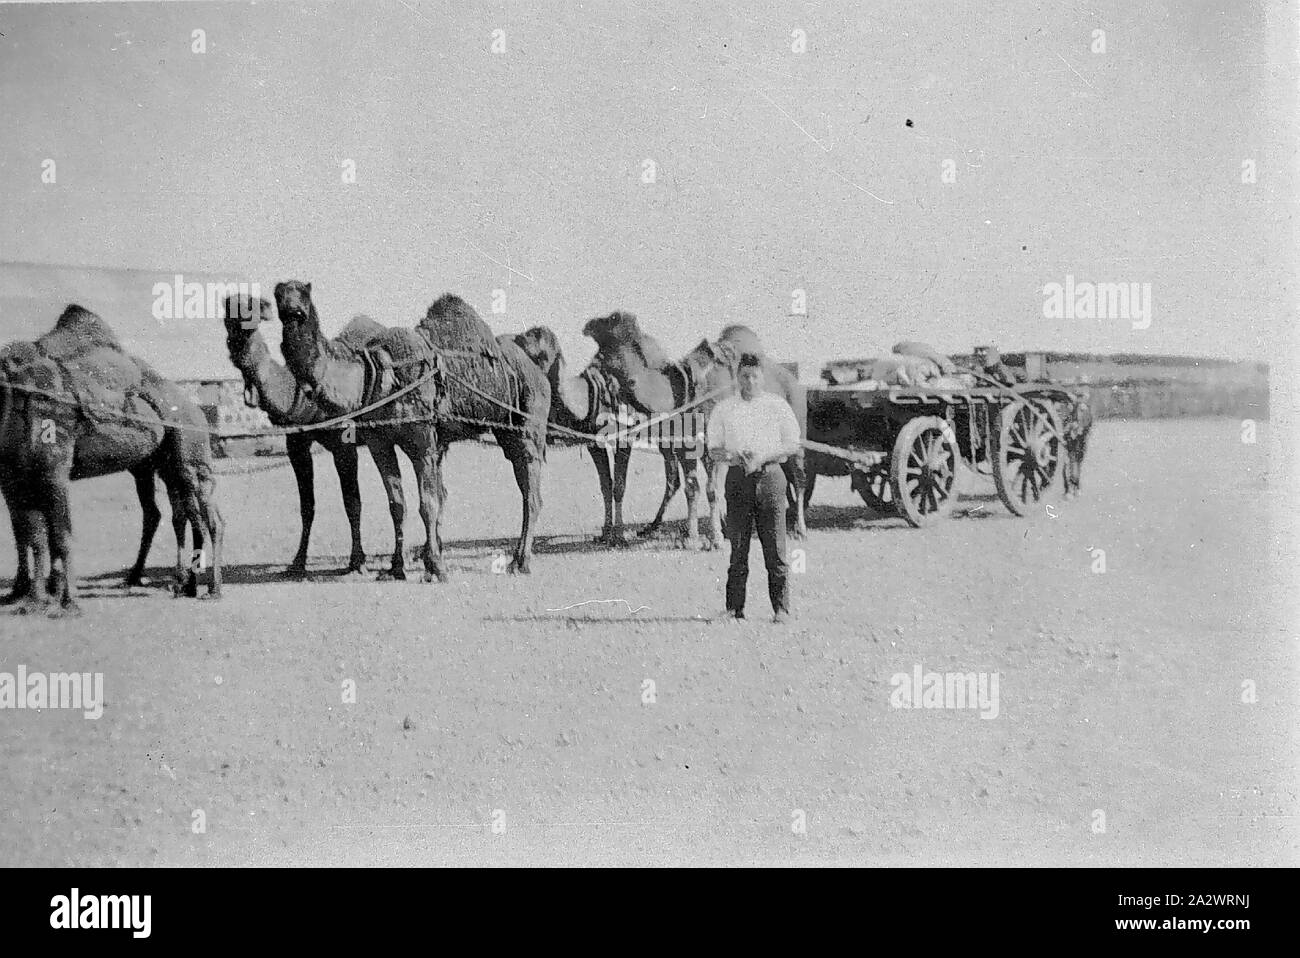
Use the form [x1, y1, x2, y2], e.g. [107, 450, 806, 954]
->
[420, 569, 450, 584]
[637, 524, 664, 540]
[682, 535, 704, 552]
[508, 558, 531, 575]
[199, 590, 223, 601]
[0, 587, 30, 607]
[124, 571, 145, 588]
[377, 568, 407, 582]
[48, 600, 83, 619]
[281, 563, 309, 579]
[14, 596, 51, 616]
[337, 567, 369, 581]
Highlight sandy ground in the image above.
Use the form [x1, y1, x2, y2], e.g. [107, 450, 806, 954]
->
[1, 417, 1296, 866]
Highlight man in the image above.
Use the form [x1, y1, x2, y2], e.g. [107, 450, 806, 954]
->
[1061, 394, 1094, 498]
[707, 352, 802, 623]
[980, 346, 1024, 387]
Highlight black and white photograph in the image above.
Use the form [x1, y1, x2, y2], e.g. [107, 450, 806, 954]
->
[0, 0, 1295, 895]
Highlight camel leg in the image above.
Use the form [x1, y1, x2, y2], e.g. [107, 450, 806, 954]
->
[196, 474, 223, 599]
[589, 445, 616, 543]
[12, 508, 50, 613]
[505, 444, 542, 574]
[680, 449, 702, 549]
[44, 481, 81, 617]
[1, 487, 32, 605]
[803, 469, 817, 509]
[285, 432, 315, 576]
[126, 466, 161, 587]
[163, 482, 192, 597]
[639, 449, 680, 539]
[369, 441, 407, 581]
[434, 440, 450, 556]
[332, 440, 366, 573]
[408, 436, 447, 583]
[611, 444, 631, 545]
[181, 492, 205, 598]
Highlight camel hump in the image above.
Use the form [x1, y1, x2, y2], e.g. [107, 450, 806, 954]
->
[420, 293, 502, 359]
[26, 307, 142, 400]
[36, 305, 124, 359]
[584, 311, 671, 370]
[718, 324, 766, 360]
[334, 314, 389, 352]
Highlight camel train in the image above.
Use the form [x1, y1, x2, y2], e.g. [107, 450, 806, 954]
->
[1, 288, 808, 612]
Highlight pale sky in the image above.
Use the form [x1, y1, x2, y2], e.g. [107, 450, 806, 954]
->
[1, 0, 1295, 380]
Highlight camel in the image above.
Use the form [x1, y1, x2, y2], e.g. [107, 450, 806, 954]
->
[576, 314, 808, 549]
[581, 311, 740, 549]
[222, 293, 388, 576]
[274, 281, 548, 580]
[511, 325, 635, 544]
[0, 306, 223, 614]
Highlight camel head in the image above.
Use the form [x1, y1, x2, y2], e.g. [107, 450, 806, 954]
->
[222, 294, 275, 363]
[274, 280, 316, 328]
[514, 326, 563, 373]
[273, 280, 323, 380]
[581, 311, 642, 352]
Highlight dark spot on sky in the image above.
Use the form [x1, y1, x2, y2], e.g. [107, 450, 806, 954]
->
[905, 118, 913, 127]
[1022, 246, 1027, 251]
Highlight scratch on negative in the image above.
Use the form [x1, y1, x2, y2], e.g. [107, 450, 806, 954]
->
[546, 598, 650, 614]
[1054, 51, 1093, 88]
[465, 239, 537, 284]
[829, 170, 894, 205]
[756, 90, 832, 152]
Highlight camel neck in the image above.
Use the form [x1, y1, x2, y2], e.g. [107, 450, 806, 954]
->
[281, 317, 368, 415]
[550, 354, 591, 426]
[232, 333, 311, 425]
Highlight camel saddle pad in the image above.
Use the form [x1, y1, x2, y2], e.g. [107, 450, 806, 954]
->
[54, 347, 149, 426]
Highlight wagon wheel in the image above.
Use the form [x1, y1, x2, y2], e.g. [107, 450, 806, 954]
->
[851, 464, 894, 515]
[994, 400, 1062, 516]
[890, 416, 959, 528]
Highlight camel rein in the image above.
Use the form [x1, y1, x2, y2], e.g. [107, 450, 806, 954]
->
[4, 351, 897, 471]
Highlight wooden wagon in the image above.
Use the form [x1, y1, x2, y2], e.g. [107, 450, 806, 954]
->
[804, 370, 1079, 527]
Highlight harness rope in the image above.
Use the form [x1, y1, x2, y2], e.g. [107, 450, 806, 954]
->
[0, 353, 891, 468]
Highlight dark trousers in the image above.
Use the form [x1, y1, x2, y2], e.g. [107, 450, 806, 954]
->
[725, 464, 790, 615]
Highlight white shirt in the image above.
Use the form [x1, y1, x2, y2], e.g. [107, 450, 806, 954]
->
[706, 391, 800, 465]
